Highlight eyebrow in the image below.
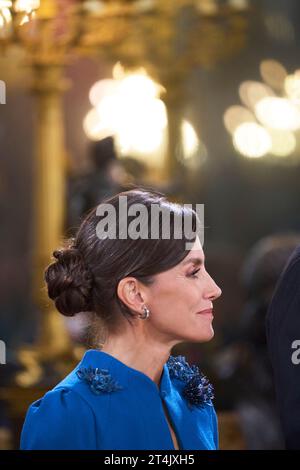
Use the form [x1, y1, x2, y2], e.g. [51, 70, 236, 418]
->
[182, 257, 205, 266]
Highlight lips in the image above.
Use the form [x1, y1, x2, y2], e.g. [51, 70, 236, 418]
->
[197, 308, 213, 315]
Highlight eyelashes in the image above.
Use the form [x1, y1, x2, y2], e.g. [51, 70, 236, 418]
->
[189, 268, 201, 278]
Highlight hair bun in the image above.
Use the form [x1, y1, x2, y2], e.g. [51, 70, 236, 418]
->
[45, 246, 94, 317]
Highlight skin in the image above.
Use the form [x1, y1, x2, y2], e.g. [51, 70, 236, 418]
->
[101, 236, 222, 387]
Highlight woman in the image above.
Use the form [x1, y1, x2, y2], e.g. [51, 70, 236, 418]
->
[20, 188, 222, 450]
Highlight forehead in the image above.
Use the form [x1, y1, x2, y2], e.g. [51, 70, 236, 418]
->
[181, 237, 204, 265]
[188, 236, 203, 252]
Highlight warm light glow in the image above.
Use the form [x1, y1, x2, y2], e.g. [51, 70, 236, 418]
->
[181, 120, 199, 159]
[268, 128, 296, 157]
[260, 59, 287, 91]
[228, 0, 249, 9]
[89, 79, 118, 107]
[284, 71, 300, 105]
[115, 98, 167, 155]
[196, 0, 218, 15]
[0, 6, 12, 34]
[225, 61, 300, 161]
[223, 105, 256, 134]
[0, 5, 11, 19]
[112, 62, 126, 80]
[0, 0, 39, 33]
[112, 63, 165, 96]
[19, 13, 30, 24]
[233, 122, 272, 158]
[239, 81, 274, 110]
[82, 0, 106, 15]
[255, 97, 300, 131]
[83, 108, 113, 141]
[85, 69, 167, 159]
[0, 1, 12, 7]
[15, 0, 40, 12]
[95, 94, 121, 132]
[118, 73, 163, 101]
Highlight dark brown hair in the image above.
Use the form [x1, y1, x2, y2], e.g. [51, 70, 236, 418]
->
[45, 188, 199, 332]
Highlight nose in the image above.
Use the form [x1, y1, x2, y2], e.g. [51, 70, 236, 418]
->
[204, 271, 222, 301]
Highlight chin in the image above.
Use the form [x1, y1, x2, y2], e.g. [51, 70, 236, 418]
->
[185, 328, 215, 343]
[203, 328, 215, 342]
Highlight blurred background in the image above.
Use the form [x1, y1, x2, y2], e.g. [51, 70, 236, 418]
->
[1, 0, 300, 449]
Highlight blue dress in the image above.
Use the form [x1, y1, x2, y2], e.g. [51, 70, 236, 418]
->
[20, 349, 218, 450]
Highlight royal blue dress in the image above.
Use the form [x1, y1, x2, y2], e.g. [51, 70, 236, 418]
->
[20, 349, 218, 450]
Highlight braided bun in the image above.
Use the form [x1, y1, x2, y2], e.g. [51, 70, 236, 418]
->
[44, 247, 94, 317]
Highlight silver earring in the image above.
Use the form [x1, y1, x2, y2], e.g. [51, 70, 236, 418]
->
[139, 305, 150, 320]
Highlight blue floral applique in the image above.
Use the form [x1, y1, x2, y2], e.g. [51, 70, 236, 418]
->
[76, 366, 123, 395]
[166, 355, 214, 409]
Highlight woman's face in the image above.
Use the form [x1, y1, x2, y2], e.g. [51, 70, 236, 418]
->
[146, 237, 222, 344]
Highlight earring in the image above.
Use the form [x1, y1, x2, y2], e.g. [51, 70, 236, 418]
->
[139, 305, 150, 320]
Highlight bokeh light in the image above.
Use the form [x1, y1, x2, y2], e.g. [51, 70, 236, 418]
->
[267, 128, 296, 157]
[259, 59, 287, 91]
[115, 98, 167, 155]
[15, 0, 40, 12]
[223, 105, 256, 134]
[89, 79, 119, 108]
[181, 120, 199, 159]
[118, 74, 163, 101]
[84, 67, 168, 160]
[0, 3, 12, 35]
[83, 108, 113, 141]
[239, 81, 275, 110]
[233, 122, 272, 158]
[255, 97, 300, 131]
[284, 71, 300, 105]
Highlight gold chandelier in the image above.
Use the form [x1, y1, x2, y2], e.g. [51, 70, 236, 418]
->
[0, 0, 39, 39]
[0, 1, 251, 65]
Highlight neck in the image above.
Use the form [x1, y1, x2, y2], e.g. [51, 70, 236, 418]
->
[99, 322, 178, 386]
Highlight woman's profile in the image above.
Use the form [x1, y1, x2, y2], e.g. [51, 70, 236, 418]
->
[20, 188, 222, 450]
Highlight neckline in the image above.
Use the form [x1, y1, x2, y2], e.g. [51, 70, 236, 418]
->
[82, 349, 171, 394]
[79, 349, 178, 450]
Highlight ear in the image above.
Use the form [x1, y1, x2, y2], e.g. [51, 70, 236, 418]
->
[117, 277, 147, 315]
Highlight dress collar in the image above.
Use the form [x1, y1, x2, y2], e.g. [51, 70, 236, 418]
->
[77, 349, 172, 397]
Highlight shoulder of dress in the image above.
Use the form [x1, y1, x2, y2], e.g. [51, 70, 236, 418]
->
[21, 386, 98, 449]
[26, 385, 94, 419]
[166, 355, 215, 409]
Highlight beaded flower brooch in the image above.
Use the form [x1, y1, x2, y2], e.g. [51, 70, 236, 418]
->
[76, 355, 214, 409]
[166, 355, 214, 409]
[76, 366, 123, 395]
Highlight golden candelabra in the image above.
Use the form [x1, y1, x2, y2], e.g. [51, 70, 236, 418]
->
[0, 0, 252, 386]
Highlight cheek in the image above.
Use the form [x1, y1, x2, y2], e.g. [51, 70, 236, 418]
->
[149, 277, 200, 312]
[150, 297, 215, 343]
[148, 280, 214, 342]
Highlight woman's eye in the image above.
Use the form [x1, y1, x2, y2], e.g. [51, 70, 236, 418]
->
[189, 268, 201, 278]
